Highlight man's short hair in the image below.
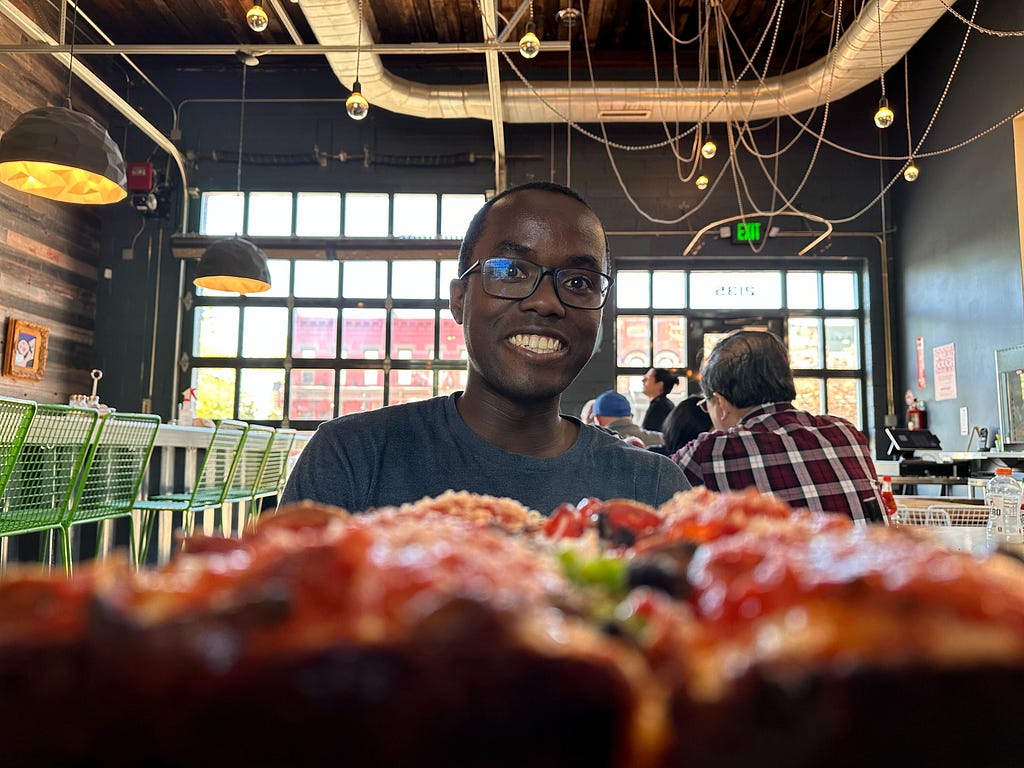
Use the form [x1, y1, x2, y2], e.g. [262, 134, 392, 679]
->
[457, 181, 610, 275]
[700, 330, 796, 408]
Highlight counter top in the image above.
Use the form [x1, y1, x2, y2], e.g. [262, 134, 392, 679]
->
[937, 451, 1024, 469]
[155, 423, 311, 449]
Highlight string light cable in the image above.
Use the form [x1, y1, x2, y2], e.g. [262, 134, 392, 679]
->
[498, 0, 787, 152]
[935, 0, 1024, 37]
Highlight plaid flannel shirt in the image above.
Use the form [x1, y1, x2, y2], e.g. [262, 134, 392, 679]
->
[673, 402, 885, 523]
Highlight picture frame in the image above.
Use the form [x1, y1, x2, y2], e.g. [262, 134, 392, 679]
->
[3, 318, 49, 381]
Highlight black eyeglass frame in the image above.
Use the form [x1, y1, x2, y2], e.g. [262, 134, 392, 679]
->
[459, 257, 614, 310]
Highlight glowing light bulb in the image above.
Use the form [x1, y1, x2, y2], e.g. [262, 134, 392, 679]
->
[700, 138, 717, 160]
[874, 97, 894, 129]
[696, 175, 709, 190]
[346, 82, 369, 120]
[246, 2, 268, 32]
[903, 162, 919, 182]
[519, 23, 541, 59]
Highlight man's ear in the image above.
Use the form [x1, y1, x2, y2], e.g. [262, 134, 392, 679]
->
[449, 278, 466, 325]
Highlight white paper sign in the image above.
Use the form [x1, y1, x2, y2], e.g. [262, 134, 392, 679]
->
[933, 343, 957, 401]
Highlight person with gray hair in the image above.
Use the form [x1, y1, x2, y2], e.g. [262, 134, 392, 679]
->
[674, 329, 886, 523]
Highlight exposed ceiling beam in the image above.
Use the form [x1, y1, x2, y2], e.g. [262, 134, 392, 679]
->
[480, 0, 507, 192]
[0, 42, 571, 55]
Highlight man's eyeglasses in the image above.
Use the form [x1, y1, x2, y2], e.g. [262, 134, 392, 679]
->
[459, 257, 613, 310]
[697, 395, 711, 413]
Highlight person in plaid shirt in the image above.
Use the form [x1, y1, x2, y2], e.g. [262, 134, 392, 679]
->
[673, 330, 887, 523]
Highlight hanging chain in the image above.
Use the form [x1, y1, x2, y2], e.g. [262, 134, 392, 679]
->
[355, 0, 364, 82]
[237, 65, 247, 194]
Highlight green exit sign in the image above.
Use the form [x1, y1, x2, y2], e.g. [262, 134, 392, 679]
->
[732, 220, 766, 244]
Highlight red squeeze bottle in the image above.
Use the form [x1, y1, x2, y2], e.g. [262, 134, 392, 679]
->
[880, 476, 898, 516]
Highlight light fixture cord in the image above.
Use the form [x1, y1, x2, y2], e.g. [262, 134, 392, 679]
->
[875, 0, 886, 98]
[565, 2, 573, 187]
[65, 0, 80, 109]
[355, 0, 364, 83]
[237, 64, 247, 195]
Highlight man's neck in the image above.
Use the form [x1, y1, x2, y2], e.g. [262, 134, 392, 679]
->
[455, 387, 576, 457]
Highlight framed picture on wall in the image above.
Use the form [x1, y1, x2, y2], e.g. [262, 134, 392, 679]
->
[3, 318, 49, 381]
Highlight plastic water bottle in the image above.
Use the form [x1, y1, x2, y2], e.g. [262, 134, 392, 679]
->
[985, 468, 1024, 545]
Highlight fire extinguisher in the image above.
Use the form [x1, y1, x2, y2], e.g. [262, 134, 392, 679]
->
[907, 399, 927, 431]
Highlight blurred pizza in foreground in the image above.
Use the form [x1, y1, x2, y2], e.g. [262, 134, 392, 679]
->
[2, 488, 1023, 767]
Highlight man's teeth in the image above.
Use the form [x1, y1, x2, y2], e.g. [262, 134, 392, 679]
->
[509, 334, 563, 353]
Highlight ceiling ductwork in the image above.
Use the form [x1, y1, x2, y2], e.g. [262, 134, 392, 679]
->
[299, 0, 950, 123]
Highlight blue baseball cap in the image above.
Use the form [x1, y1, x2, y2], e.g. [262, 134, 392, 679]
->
[593, 390, 631, 417]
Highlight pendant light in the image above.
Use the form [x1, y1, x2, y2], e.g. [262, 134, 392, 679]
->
[0, 1, 126, 204]
[194, 64, 270, 295]
[247, 0, 269, 32]
[871, 0, 893, 129]
[346, 0, 369, 120]
[519, 2, 540, 59]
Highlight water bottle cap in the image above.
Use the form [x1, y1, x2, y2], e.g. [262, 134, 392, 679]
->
[995, 467, 1013, 475]
[882, 476, 892, 482]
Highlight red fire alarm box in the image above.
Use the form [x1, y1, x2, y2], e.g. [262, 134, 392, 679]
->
[127, 161, 153, 192]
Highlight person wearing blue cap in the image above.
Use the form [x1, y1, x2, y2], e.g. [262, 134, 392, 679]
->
[592, 390, 664, 447]
[283, 182, 689, 514]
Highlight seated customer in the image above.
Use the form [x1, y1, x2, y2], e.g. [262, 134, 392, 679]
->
[281, 182, 688, 514]
[592, 390, 664, 447]
[648, 395, 712, 456]
[673, 330, 886, 523]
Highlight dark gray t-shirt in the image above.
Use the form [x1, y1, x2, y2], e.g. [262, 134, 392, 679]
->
[281, 394, 690, 514]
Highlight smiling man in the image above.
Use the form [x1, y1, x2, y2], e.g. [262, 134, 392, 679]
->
[281, 181, 689, 514]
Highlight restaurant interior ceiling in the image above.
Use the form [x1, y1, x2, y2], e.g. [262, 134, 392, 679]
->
[1, 0, 1014, 238]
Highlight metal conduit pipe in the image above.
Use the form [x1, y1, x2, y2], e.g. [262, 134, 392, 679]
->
[298, 0, 949, 123]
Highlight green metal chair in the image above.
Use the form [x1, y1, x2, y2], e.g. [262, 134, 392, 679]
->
[0, 397, 38, 570]
[222, 423, 275, 536]
[133, 419, 249, 563]
[63, 412, 161, 569]
[246, 427, 297, 530]
[0, 404, 99, 575]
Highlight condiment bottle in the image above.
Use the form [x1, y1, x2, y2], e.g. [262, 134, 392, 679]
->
[880, 476, 898, 516]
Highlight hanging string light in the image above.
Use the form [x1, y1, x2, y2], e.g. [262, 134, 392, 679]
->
[246, 0, 269, 32]
[695, 174, 709, 190]
[902, 57, 918, 182]
[520, 1, 540, 59]
[873, 0, 893, 128]
[346, 0, 369, 120]
[700, 132, 717, 159]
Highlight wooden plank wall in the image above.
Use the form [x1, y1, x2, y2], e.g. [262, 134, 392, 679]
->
[0, 13, 108, 403]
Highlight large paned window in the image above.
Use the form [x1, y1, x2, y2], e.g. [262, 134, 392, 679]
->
[188, 191, 482, 428]
[613, 265, 869, 430]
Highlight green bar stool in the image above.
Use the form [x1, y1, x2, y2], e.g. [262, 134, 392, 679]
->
[63, 412, 161, 569]
[0, 403, 98, 575]
[132, 419, 249, 564]
[247, 427, 297, 528]
[223, 423, 275, 537]
[0, 396, 38, 571]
